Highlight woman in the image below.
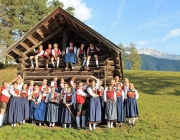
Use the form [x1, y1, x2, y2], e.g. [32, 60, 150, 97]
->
[46, 86, 60, 127]
[104, 85, 117, 129]
[64, 42, 77, 70]
[125, 83, 139, 126]
[61, 87, 75, 128]
[116, 83, 125, 127]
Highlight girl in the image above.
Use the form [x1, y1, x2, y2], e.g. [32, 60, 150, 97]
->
[61, 87, 75, 128]
[20, 84, 29, 124]
[125, 83, 139, 126]
[46, 86, 60, 127]
[51, 76, 59, 92]
[34, 88, 48, 126]
[29, 85, 40, 124]
[8, 82, 23, 127]
[104, 85, 117, 129]
[116, 83, 125, 127]
[64, 42, 77, 70]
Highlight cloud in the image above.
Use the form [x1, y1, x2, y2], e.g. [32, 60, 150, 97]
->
[112, 0, 126, 26]
[137, 11, 180, 30]
[58, 0, 92, 21]
[162, 28, 180, 41]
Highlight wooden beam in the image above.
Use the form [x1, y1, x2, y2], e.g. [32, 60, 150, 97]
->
[24, 27, 64, 55]
[35, 29, 44, 38]
[5, 54, 15, 60]
[27, 36, 37, 45]
[20, 43, 30, 50]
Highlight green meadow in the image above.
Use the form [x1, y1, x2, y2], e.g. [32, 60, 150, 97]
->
[0, 68, 180, 140]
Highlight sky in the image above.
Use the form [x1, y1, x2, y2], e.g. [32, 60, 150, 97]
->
[59, 0, 180, 55]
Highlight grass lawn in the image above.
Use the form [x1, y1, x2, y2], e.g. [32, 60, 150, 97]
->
[0, 68, 180, 140]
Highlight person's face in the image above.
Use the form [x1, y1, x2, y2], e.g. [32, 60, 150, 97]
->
[90, 43, 93, 47]
[48, 44, 52, 49]
[54, 77, 57, 81]
[13, 83, 18, 89]
[39, 45, 43, 50]
[34, 86, 39, 91]
[81, 44, 85, 48]
[16, 78, 21, 84]
[30, 80, 34, 86]
[43, 89, 47, 93]
[64, 84, 68, 88]
[100, 81, 103, 86]
[92, 81, 95, 87]
[3, 82, 8, 88]
[115, 76, 119, 82]
[70, 43, 73, 47]
[60, 79, 64, 83]
[23, 84, 27, 89]
[117, 84, 121, 90]
[42, 79, 47, 85]
[129, 84, 134, 90]
[78, 83, 83, 88]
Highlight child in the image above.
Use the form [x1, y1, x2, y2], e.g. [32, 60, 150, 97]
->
[44, 44, 52, 68]
[61, 87, 75, 128]
[77, 43, 87, 67]
[29, 85, 40, 124]
[116, 83, 125, 127]
[34, 88, 48, 126]
[39, 79, 51, 93]
[20, 84, 29, 124]
[86, 43, 100, 67]
[8, 82, 22, 127]
[114, 76, 123, 87]
[51, 76, 59, 92]
[104, 85, 117, 129]
[46, 86, 60, 127]
[51, 43, 61, 68]
[29, 45, 44, 68]
[64, 42, 77, 70]
[59, 78, 65, 89]
[125, 83, 139, 126]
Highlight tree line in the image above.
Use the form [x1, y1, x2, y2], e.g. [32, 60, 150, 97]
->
[118, 43, 141, 70]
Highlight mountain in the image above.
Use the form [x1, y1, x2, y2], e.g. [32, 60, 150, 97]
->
[140, 54, 180, 71]
[139, 48, 180, 60]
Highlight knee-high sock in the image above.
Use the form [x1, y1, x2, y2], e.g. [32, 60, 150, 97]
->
[132, 117, 135, 124]
[82, 59, 86, 66]
[86, 60, 89, 66]
[128, 119, 131, 124]
[35, 59, 38, 66]
[93, 123, 96, 129]
[1, 114, 6, 126]
[107, 122, 110, 128]
[57, 60, 59, 67]
[0, 114, 3, 126]
[110, 121, 113, 128]
[82, 116, 86, 127]
[70, 63, 73, 68]
[96, 60, 98, 65]
[76, 116, 80, 127]
[30, 59, 34, 67]
[89, 124, 92, 130]
[52, 60, 55, 67]
[66, 62, 68, 68]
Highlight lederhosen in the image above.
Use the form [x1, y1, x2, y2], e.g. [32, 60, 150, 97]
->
[44, 49, 51, 60]
[88, 47, 97, 57]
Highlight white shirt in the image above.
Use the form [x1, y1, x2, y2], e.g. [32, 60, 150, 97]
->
[50, 81, 57, 87]
[34, 49, 44, 56]
[66, 46, 77, 54]
[52, 48, 61, 56]
[1, 87, 11, 97]
[9, 88, 19, 97]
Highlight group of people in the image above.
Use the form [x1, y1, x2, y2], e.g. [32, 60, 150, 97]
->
[0, 75, 139, 130]
[29, 42, 100, 70]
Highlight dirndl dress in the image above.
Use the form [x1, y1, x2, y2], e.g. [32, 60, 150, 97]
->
[61, 102, 75, 124]
[126, 97, 138, 118]
[29, 100, 35, 119]
[116, 97, 124, 122]
[46, 102, 59, 122]
[8, 97, 23, 123]
[21, 97, 29, 120]
[34, 101, 47, 121]
[87, 97, 101, 124]
[105, 99, 117, 121]
[64, 53, 76, 64]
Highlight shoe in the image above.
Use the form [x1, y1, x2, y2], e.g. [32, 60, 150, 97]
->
[56, 66, 59, 68]
[114, 123, 117, 128]
[43, 122, 47, 126]
[35, 66, 39, 68]
[71, 67, 74, 70]
[23, 120, 25, 124]
[52, 122, 55, 127]
[119, 123, 122, 127]
[29, 66, 34, 69]
[96, 65, 99, 67]
[49, 123, 52, 127]
[39, 122, 41, 127]
[65, 67, 68, 70]
[14, 123, 16, 127]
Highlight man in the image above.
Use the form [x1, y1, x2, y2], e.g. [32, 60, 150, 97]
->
[51, 43, 61, 68]
[44, 44, 52, 68]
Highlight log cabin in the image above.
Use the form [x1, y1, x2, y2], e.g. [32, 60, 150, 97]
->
[2, 7, 123, 86]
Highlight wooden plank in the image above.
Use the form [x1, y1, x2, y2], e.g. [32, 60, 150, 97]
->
[24, 27, 63, 55]
[35, 29, 44, 38]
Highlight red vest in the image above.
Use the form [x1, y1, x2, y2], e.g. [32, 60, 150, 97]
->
[121, 86, 124, 91]
[53, 49, 61, 57]
[76, 88, 85, 104]
[127, 91, 135, 98]
[106, 91, 114, 100]
[14, 89, 19, 95]
[39, 85, 49, 92]
[68, 47, 74, 53]
[52, 92, 58, 101]
[116, 90, 122, 97]
[38, 50, 44, 58]
[0, 86, 10, 103]
[97, 90, 103, 96]
[88, 46, 97, 55]
[32, 91, 40, 98]
[66, 94, 72, 102]
[44, 49, 51, 56]
[21, 89, 28, 97]
[41, 93, 47, 101]
[78, 48, 84, 57]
